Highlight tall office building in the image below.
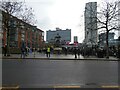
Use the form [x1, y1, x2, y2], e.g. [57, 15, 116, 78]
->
[0, 10, 2, 54]
[84, 2, 97, 46]
[46, 28, 71, 44]
[118, 1, 120, 39]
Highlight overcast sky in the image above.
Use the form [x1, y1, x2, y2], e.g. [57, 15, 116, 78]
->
[23, 0, 117, 43]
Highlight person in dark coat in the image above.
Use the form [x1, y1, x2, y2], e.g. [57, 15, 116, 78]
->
[21, 42, 26, 58]
[77, 48, 80, 58]
[21, 47, 25, 58]
[74, 47, 77, 59]
[4, 44, 7, 56]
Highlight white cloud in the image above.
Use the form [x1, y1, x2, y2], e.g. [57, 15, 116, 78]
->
[45, 0, 87, 42]
[24, 0, 118, 43]
[23, 0, 89, 43]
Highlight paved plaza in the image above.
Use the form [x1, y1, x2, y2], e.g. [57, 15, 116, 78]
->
[2, 52, 119, 61]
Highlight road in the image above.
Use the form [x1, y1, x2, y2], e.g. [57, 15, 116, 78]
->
[2, 59, 119, 88]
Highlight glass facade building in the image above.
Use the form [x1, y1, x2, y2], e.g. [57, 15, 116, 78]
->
[84, 2, 97, 46]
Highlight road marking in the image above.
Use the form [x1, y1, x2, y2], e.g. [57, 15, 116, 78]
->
[53, 85, 81, 88]
[1, 85, 19, 89]
[101, 85, 120, 88]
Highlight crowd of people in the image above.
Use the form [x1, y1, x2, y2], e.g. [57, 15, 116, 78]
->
[62, 46, 120, 59]
[20, 46, 52, 58]
[2, 44, 120, 59]
[21, 46, 35, 58]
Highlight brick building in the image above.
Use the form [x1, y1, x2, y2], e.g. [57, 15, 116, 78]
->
[1, 10, 44, 49]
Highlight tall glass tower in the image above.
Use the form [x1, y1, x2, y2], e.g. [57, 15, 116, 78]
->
[84, 2, 97, 46]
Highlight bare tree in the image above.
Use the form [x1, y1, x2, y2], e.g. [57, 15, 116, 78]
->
[1, 0, 23, 56]
[15, 4, 37, 25]
[1, 0, 23, 14]
[97, 1, 120, 58]
[85, 1, 120, 59]
[2, 0, 37, 24]
[1, 0, 37, 56]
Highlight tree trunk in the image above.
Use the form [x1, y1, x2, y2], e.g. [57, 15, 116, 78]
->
[106, 31, 109, 59]
[6, 13, 10, 56]
[7, 28, 10, 56]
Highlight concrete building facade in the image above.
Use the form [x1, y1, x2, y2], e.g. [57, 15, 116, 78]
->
[84, 2, 98, 46]
[118, 1, 120, 40]
[46, 28, 71, 44]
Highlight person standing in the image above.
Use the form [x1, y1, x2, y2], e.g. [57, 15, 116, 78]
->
[21, 46, 25, 58]
[47, 47, 51, 58]
[4, 44, 7, 56]
[74, 47, 77, 59]
[33, 48, 36, 57]
[77, 48, 80, 58]
[29, 47, 32, 53]
[21, 42, 26, 58]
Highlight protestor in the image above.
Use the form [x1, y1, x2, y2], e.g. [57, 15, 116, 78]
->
[21, 46, 25, 58]
[74, 47, 77, 59]
[77, 48, 80, 58]
[21, 42, 26, 58]
[46, 47, 51, 58]
[4, 44, 7, 56]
